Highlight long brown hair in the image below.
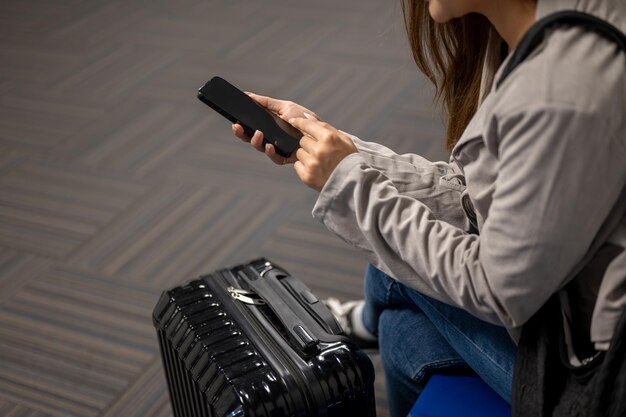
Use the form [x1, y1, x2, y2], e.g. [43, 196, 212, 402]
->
[401, 1, 502, 152]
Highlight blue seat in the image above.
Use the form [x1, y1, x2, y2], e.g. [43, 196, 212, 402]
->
[409, 374, 511, 417]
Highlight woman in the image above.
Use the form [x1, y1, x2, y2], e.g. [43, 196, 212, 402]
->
[232, 0, 626, 416]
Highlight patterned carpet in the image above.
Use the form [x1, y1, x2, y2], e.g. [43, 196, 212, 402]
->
[0, 0, 447, 416]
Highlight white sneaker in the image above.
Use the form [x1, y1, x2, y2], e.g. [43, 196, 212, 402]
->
[323, 298, 378, 350]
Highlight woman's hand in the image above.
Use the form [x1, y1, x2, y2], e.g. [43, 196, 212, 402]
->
[231, 93, 321, 165]
[288, 114, 358, 192]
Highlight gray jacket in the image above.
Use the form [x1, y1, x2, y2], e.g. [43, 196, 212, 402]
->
[312, 0, 626, 350]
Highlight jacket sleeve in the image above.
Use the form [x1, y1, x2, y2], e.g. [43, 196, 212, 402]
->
[340, 130, 470, 231]
[314, 106, 625, 329]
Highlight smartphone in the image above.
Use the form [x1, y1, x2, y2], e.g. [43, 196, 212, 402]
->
[197, 76, 301, 157]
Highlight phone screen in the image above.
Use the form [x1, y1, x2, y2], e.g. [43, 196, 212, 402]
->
[197, 77, 301, 157]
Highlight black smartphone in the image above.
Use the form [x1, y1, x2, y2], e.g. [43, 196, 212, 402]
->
[197, 76, 301, 157]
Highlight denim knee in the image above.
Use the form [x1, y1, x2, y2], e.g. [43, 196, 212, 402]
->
[378, 307, 467, 417]
[378, 307, 467, 385]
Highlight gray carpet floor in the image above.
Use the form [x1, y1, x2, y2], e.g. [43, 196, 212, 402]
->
[0, 1, 447, 416]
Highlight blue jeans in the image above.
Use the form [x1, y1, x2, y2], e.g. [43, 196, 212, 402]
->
[362, 264, 517, 417]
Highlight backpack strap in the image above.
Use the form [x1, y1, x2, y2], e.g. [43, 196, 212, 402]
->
[496, 10, 626, 90]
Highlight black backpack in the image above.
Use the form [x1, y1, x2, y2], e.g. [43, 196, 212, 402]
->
[497, 11, 626, 417]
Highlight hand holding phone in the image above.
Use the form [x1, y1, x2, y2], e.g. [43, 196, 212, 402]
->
[198, 77, 301, 158]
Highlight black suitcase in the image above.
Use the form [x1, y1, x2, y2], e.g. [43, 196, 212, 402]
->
[153, 258, 376, 417]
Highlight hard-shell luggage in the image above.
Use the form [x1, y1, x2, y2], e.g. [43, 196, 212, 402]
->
[153, 258, 376, 417]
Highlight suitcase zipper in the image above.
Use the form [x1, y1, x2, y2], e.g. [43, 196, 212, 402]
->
[227, 287, 266, 305]
[216, 271, 318, 417]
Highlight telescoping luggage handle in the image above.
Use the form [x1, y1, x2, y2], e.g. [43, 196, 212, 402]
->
[230, 260, 347, 354]
[497, 10, 626, 89]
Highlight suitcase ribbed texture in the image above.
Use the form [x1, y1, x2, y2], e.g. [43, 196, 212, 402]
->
[153, 260, 376, 417]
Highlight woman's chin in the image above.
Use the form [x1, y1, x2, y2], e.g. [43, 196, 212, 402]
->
[427, 1, 454, 23]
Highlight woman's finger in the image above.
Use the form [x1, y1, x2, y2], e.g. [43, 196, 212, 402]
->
[245, 92, 268, 107]
[293, 160, 310, 185]
[250, 130, 266, 152]
[302, 111, 320, 121]
[289, 117, 335, 141]
[298, 135, 319, 154]
[232, 123, 250, 142]
[295, 147, 315, 166]
[246, 92, 287, 113]
[265, 143, 287, 165]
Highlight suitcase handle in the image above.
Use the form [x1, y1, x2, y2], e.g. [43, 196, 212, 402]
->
[279, 275, 344, 335]
[248, 260, 343, 335]
[232, 262, 346, 354]
[244, 270, 321, 354]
